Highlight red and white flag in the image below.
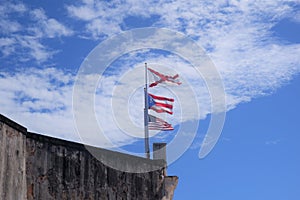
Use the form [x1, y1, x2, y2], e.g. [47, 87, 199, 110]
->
[148, 93, 174, 115]
[148, 68, 182, 87]
[148, 114, 174, 131]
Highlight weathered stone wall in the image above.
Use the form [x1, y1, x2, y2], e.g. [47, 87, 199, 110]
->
[0, 114, 178, 200]
[25, 132, 165, 200]
[0, 114, 27, 200]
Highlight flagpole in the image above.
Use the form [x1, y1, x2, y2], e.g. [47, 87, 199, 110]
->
[144, 62, 150, 159]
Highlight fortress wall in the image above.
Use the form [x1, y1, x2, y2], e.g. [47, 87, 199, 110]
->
[0, 114, 177, 200]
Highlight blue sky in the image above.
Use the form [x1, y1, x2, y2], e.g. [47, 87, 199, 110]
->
[169, 75, 300, 199]
[0, 0, 300, 199]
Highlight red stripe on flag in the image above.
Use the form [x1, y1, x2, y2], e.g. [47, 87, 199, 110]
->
[148, 114, 174, 131]
[150, 107, 172, 115]
[149, 93, 174, 102]
[154, 102, 173, 109]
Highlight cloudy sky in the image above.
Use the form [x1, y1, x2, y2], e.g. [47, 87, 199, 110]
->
[1, 0, 300, 199]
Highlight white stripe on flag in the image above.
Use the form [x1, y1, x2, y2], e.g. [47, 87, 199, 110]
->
[148, 93, 174, 115]
[148, 114, 174, 131]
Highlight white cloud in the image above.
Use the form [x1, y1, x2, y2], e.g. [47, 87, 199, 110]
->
[0, 19, 22, 34]
[67, 0, 150, 38]
[85, 18, 121, 39]
[0, 2, 73, 62]
[291, 11, 300, 23]
[0, 68, 78, 140]
[29, 8, 73, 38]
[0, 38, 17, 56]
[67, 2, 99, 21]
[67, 1, 123, 38]
[1, 0, 300, 153]
[16, 36, 56, 62]
[63, 0, 300, 152]
[265, 139, 281, 145]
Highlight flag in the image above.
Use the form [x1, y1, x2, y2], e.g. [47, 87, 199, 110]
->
[148, 114, 174, 131]
[148, 93, 174, 114]
[148, 67, 182, 87]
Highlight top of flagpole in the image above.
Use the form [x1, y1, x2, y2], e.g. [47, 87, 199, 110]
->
[145, 63, 148, 87]
[145, 62, 148, 110]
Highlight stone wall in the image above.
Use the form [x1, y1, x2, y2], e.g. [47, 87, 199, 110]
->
[0, 115, 27, 200]
[0, 114, 178, 200]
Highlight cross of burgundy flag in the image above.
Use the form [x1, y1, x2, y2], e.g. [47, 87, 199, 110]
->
[148, 68, 182, 87]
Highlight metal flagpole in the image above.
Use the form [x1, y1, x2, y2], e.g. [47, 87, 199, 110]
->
[144, 63, 150, 159]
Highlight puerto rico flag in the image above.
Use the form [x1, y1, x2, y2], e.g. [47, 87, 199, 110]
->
[148, 67, 182, 87]
[148, 93, 174, 115]
[148, 114, 174, 131]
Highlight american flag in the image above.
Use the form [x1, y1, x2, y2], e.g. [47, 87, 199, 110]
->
[148, 114, 174, 131]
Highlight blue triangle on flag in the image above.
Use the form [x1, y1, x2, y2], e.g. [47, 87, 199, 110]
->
[148, 94, 155, 108]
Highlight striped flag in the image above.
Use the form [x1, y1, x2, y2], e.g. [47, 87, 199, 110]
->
[148, 93, 174, 115]
[148, 68, 182, 87]
[148, 114, 174, 131]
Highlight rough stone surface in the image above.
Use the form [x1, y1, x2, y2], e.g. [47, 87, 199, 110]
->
[0, 115, 27, 200]
[0, 114, 178, 200]
[162, 176, 178, 200]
